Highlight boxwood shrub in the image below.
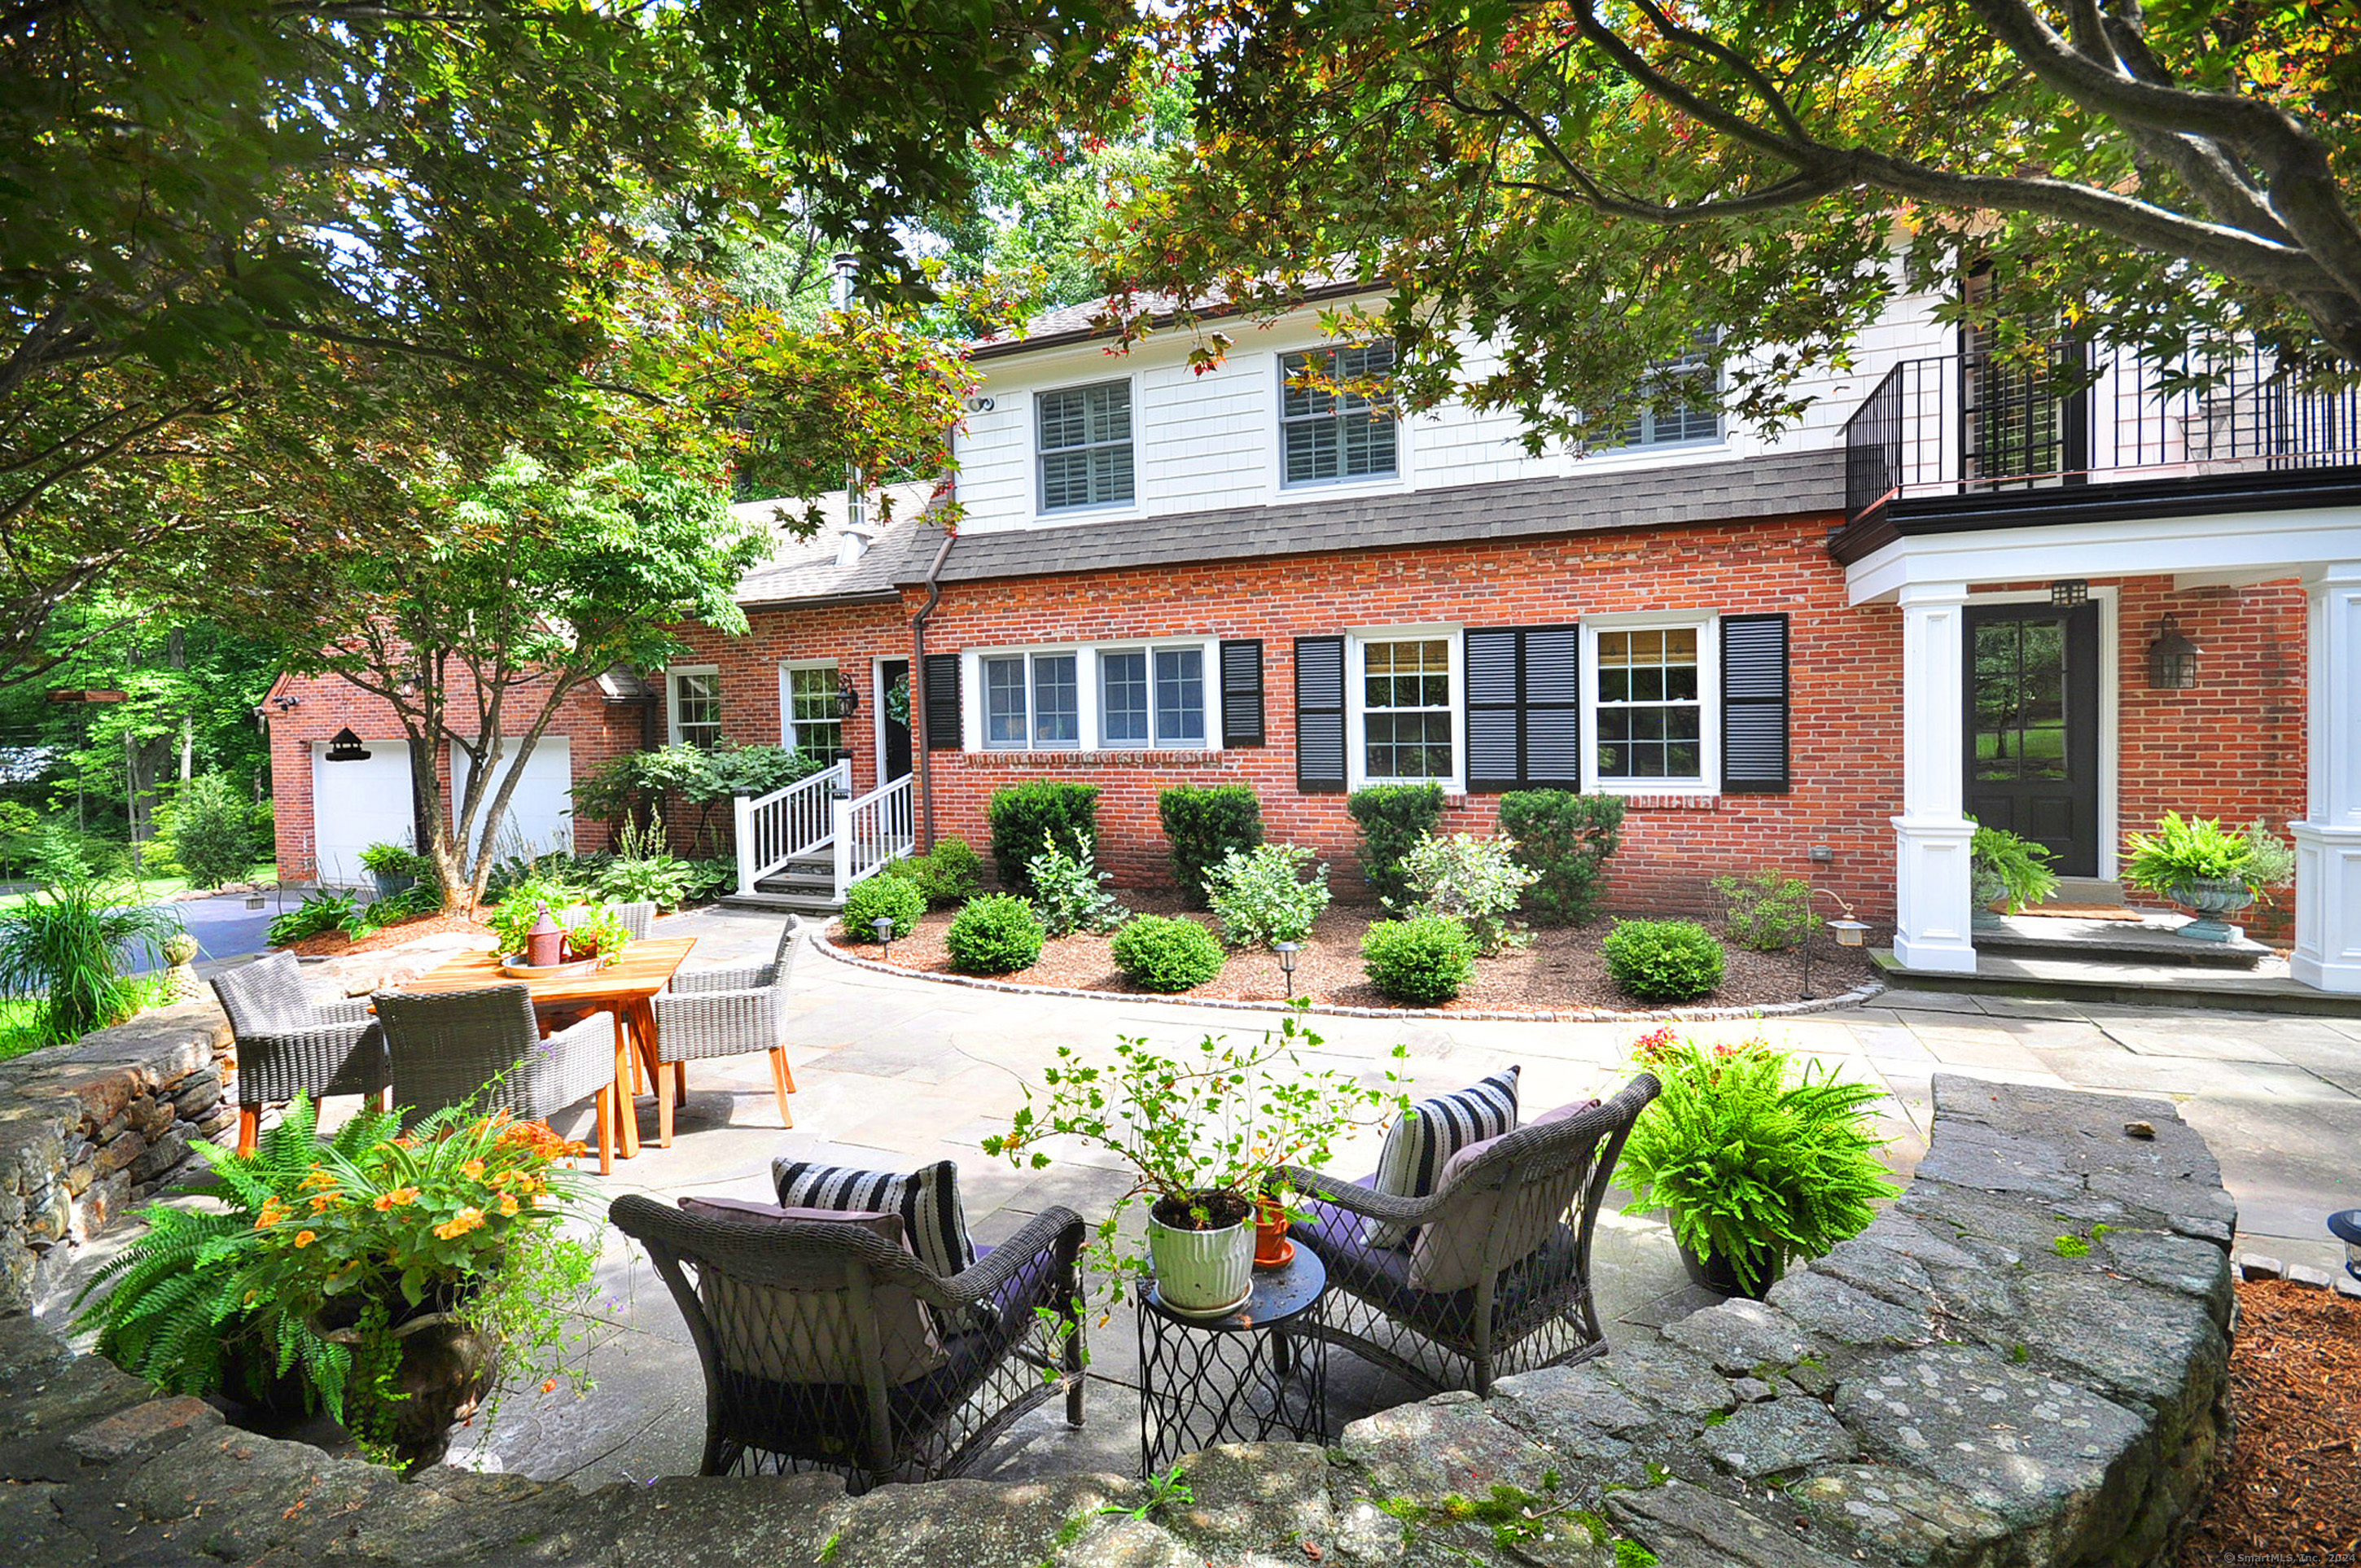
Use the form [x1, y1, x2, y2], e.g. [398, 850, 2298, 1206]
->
[988, 782, 1100, 896]
[1360, 915, 1478, 1005]
[1601, 918, 1726, 1002]
[1158, 785, 1264, 909]
[1110, 915, 1224, 993]
[1498, 791, 1624, 926]
[1347, 784, 1445, 907]
[944, 894, 1045, 975]
[841, 874, 926, 942]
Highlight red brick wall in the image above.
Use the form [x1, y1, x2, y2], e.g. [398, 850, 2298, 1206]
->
[665, 601, 911, 801]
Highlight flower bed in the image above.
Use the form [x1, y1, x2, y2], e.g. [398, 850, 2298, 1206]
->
[283, 912, 490, 958]
[841, 891, 1880, 1013]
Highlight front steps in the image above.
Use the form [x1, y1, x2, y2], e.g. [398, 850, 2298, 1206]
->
[721, 854, 842, 916]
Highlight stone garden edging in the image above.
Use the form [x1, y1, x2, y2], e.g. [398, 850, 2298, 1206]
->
[802, 918, 1890, 1022]
[2, 1073, 2233, 1567]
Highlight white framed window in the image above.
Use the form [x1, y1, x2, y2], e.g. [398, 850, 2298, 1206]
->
[1351, 632, 1459, 788]
[981, 651, 1080, 750]
[969, 639, 1220, 752]
[1036, 379, 1135, 512]
[1583, 615, 1719, 791]
[668, 666, 721, 749]
[1281, 341, 1399, 487]
[1097, 645, 1207, 749]
[1615, 339, 1724, 449]
[780, 662, 843, 760]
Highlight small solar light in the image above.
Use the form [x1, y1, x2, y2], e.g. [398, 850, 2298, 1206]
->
[1829, 919, 1869, 948]
[1802, 888, 1868, 1001]
[872, 914, 896, 957]
[1273, 940, 1299, 999]
[2331, 1210, 2361, 1284]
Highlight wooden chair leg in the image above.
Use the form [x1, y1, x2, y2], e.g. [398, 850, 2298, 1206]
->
[594, 1084, 614, 1176]
[672, 1060, 686, 1099]
[376, 1085, 392, 1115]
[237, 1105, 261, 1158]
[657, 1058, 675, 1148]
[769, 1047, 795, 1128]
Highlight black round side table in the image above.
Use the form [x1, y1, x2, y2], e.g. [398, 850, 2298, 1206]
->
[1135, 1249, 1328, 1478]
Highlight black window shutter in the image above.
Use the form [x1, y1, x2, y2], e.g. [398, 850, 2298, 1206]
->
[922, 652, 963, 752]
[1220, 640, 1265, 747]
[1521, 625, 1584, 787]
[1294, 636, 1346, 793]
[1721, 613, 1790, 793]
[1464, 629, 1522, 792]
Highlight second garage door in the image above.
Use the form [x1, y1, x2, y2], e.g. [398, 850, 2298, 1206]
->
[452, 737, 575, 863]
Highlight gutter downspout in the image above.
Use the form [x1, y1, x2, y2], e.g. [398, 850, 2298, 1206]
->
[910, 529, 957, 852]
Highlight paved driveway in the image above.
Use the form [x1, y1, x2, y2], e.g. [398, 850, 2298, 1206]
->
[122, 890, 278, 974]
[180, 903, 2354, 1487]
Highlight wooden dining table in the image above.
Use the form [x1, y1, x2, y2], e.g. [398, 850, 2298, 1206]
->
[401, 936, 696, 1167]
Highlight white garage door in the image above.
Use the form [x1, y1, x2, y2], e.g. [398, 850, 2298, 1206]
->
[453, 737, 574, 864]
[310, 739, 416, 888]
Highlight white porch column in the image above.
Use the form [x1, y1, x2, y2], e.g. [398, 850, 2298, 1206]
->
[2292, 563, 2361, 992]
[1891, 581, 1979, 974]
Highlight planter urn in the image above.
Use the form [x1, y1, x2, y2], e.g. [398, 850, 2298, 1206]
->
[2170, 876, 2254, 942]
[312, 1305, 500, 1474]
[1148, 1202, 1256, 1316]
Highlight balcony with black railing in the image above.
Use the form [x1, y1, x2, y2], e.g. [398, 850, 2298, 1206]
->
[1840, 342, 2361, 532]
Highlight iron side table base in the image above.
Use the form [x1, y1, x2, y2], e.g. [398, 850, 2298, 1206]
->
[1136, 1250, 1328, 1478]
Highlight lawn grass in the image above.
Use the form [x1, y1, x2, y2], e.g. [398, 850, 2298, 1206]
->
[0, 861, 277, 913]
[0, 997, 48, 1062]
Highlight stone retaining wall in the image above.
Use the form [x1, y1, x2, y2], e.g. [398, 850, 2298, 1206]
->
[0, 1074, 2236, 1567]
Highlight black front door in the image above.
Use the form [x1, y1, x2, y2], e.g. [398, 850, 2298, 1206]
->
[879, 659, 913, 782]
[1965, 602, 2100, 878]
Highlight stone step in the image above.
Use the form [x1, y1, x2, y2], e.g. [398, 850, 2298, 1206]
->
[1973, 911, 2271, 970]
[1870, 948, 2361, 1016]
[721, 891, 842, 915]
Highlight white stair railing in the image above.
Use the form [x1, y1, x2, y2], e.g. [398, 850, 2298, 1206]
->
[733, 760, 850, 896]
[833, 773, 915, 900]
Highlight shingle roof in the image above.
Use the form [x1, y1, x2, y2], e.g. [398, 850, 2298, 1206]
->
[970, 277, 1374, 359]
[896, 449, 1846, 587]
[729, 484, 940, 607]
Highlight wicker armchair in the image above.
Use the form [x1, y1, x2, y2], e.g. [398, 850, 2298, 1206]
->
[610, 1194, 1085, 1492]
[611, 900, 657, 941]
[1278, 1073, 1658, 1396]
[643, 919, 798, 1146]
[374, 986, 618, 1172]
[212, 953, 389, 1157]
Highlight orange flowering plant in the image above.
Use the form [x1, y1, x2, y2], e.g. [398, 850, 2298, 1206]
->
[76, 1093, 598, 1461]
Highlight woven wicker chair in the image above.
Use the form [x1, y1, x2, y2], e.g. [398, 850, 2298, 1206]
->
[1278, 1072, 1658, 1397]
[374, 986, 617, 1171]
[611, 901, 657, 941]
[212, 953, 389, 1157]
[643, 920, 798, 1146]
[610, 1194, 1085, 1492]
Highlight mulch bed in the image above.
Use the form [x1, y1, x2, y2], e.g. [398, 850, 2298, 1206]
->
[2176, 1278, 2361, 1563]
[284, 913, 492, 958]
[842, 891, 1881, 1014]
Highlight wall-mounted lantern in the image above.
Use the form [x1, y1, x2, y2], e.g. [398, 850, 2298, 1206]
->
[836, 677, 861, 719]
[2146, 616, 2201, 690]
[324, 727, 372, 762]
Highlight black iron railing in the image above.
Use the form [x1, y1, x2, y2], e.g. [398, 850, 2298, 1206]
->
[1842, 341, 2361, 522]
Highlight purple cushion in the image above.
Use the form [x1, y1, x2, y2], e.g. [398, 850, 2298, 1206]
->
[1407, 1098, 1603, 1292]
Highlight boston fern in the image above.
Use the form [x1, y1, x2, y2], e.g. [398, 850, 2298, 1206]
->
[1618, 1034, 1899, 1296]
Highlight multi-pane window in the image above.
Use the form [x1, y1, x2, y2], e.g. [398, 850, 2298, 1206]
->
[1363, 638, 1452, 781]
[983, 653, 1080, 749]
[784, 665, 842, 760]
[1595, 628, 1703, 781]
[1037, 381, 1135, 511]
[1154, 648, 1205, 745]
[670, 668, 721, 749]
[1281, 342, 1398, 486]
[1100, 650, 1150, 744]
[1617, 341, 1724, 448]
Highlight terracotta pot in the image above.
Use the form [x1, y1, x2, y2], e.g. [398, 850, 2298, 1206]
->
[1253, 1195, 1292, 1268]
[1678, 1238, 1780, 1301]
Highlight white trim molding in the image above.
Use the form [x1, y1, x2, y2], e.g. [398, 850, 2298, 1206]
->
[2293, 562, 2361, 992]
[1347, 626, 1465, 794]
[1890, 582, 1978, 975]
[1579, 610, 1720, 798]
[665, 665, 721, 749]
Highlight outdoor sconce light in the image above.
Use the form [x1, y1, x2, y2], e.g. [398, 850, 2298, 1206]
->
[272, 694, 300, 712]
[2331, 1210, 2361, 1284]
[872, 914, 896, 958]
[2146, 615, 2201, 690]
[836, 677, 861, 719]
[1274, 940, 1300, 999]
[324, 727, 371, 762]
[1801, 889, 1868, 1001]
[2048, 579, 2090, 607]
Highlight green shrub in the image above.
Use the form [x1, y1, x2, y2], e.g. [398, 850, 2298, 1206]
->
[887, 836, 984, 909]
[1499, 791, 1624, 925]
[2123, 812, 2297, 904]
[1110, 915, 1224, 992]
[157, 775, 256, 890]
[594, 811, 694, 909]
[1204, 843, 1331, 947]
[842, 874, 926, 942]
[944, 894, 1045, 975]
[1360, 915, 1478, 1005]
[989, 782, 1100, 896]
[267, 891, 357, 948]
[1348, 784, 1445, 906]
[1601, 918, 1725, 1002]
[1026, 834, 1128, 937]
[0, 879, 183, 1044]
[1158, 786, 1264, 909]
[1711, 869, 1814, 952]
[1395, 832, 1537, 953]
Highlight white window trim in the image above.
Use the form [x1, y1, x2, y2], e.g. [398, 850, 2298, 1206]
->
[778, 659, 843, 760]
[666, 665, 721, 748]
[1276, 342, 1408, 496]
[1580, 611, 1719, 796]
[1030, 371, 1145, 521]
[1347, 627, 1465, 794]
[961, 638, 1224, 754]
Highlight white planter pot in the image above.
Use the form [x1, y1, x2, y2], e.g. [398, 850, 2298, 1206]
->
[1147, 1215, 1255, 1316]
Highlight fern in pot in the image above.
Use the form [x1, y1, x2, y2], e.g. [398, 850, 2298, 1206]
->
[2122, 812, 2296, 941]
[1618, 1030, 1899, 1299]
[984, 1013, 1405, 1317]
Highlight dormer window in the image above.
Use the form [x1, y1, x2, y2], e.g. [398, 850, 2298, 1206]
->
[1281, 342, 1398, 486]
[1037, 380, 1134, 511]
[1616, 339, 1724, 448]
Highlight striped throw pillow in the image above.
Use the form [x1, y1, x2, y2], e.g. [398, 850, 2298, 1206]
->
[771, 1157, 977, 1280]
[1366, 1066, 1520, 1249]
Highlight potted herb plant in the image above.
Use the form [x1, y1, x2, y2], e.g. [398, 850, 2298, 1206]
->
[984, 1013, 1405, 1317]
[1619, 1030, 1899, 1299]
[75, 1094, 598, 1472]
[1969, 821, 2059, 918]
[2123, 812, 2297, 940]
[562, 905, 632, 964]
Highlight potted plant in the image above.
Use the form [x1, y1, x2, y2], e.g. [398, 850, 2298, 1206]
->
[984, 1013, 1405, 1317]
[1969, 821, 2059, 918]
[2122, 812, 2297, 940]
[1619, 1030, 1899, 1299]
[74, 1094, 598, 1472]
[562, 905, 632, 964]
[358, 843, 426, 900]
